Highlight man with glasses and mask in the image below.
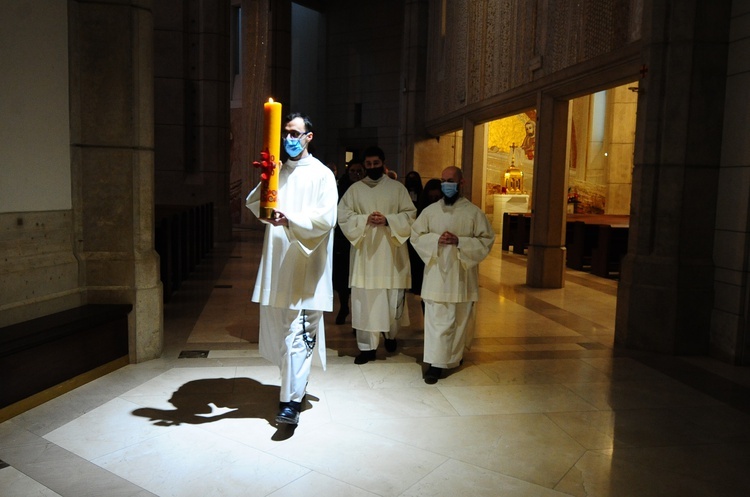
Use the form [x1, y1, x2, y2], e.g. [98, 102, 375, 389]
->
[338, 146, 416, 364]
[246, 112, 337, 424]
[410, 166, 495, 384]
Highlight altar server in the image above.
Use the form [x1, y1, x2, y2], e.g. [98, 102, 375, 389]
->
[338, 146, 416, 364]
[246, 112, 337, 424]
[410, 166, 495, 384]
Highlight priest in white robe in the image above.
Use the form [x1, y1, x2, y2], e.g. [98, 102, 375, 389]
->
[410, 166, 495, 384]
[338, 146, 417, 364]
[246, 112, 338, 424]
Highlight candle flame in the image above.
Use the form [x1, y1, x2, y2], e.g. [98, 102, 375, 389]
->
[268, 98, 274, 103]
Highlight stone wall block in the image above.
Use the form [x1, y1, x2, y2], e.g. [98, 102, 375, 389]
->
[713, 229, 749, 274]
[77, 5, 136, 147]
[154, 124, 187, 171]
[721, 75, 750, 167]
[79, 149, 133, 254]
[714, 166, 750, 233]
[154, 30, 185, 79]
[713, 279, 745, 315]
[155, 78, 186, 124]
[154, 0, 184, 31]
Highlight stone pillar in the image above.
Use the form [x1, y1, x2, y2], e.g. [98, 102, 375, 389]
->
[615, 0, 731, 355]
[69, 0, 162, 362]
[398, 0, 428, 174]
[461, 118, 475, 201]
[711, 2, 750, 364]
[526, 92, 569, 288]
[605, 86, 637, 215]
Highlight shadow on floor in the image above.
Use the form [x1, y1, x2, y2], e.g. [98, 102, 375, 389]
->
[131, 377, 319, 439]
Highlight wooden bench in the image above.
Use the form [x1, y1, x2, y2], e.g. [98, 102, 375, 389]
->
[501, 213, 531, 254]
[155, 203, 214, 302]
[591, 224, 629, 277]
[501, 212, 629, 278]
[565, 214, 629, 277]
[0, 304, 132, 410]
[565, 220, 599, 270]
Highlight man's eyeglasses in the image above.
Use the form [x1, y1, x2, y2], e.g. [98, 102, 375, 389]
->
[285, 131, 310, 139]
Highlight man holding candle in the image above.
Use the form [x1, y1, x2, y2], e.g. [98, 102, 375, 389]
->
[337, 146, 416, 364]
[246, 112, 337, 425]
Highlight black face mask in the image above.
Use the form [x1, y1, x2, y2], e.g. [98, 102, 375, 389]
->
[366, 166, 384, 180]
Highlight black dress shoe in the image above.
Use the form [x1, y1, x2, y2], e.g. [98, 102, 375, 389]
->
[383, 334, 397, 352]
[354, 350, 376, 364]
[424, 366, 443, 384]
[335, 308, 348, 324]
[276, 401, 301, 424]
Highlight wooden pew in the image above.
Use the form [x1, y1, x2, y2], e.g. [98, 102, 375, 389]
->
[1, 304, 132, 410]
[565, 221, 599, 270]
[591, 224, 629, 277]
[502, 212, 629, 278]
[565, 214, 629, 277]
[501, 213, 531, 254]
[155, 203, 214, 302]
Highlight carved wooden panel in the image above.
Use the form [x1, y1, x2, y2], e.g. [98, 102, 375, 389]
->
[425, 0, 640, 124]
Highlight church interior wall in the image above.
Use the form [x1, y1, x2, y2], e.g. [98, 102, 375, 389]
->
[615, 0, 738, 360]
[418, 0, 748, 363]
[2, 1, 164, 363]
[153, 0, 233, 243]
[424, 0, 641, 128]
[3, 0, 749, 378]
[0, 1, 81, 327]
[320, 0, 405, 173]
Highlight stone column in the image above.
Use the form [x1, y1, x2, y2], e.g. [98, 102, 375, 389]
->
[526, 92, 569, 288]
[615, 0, 731, 355]
[711, 1, 750, 364]
[69, 0, 162, 362]
[398, 0, 428, 174]
[461, 118, 475, 201]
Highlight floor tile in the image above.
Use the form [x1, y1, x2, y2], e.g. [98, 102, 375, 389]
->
[268, 423, 447, 497]
[4, 232, 750, 497]
[401, 459, 572, 497]
[437, 383, 598, 415]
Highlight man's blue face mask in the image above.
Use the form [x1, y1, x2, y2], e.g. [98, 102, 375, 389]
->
[441, 182, 459, 197]
[284, 133, 308, 158]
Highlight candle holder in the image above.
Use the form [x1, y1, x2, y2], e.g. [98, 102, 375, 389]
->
[504, 143, 525, 194]
[253, 150, 278, 219]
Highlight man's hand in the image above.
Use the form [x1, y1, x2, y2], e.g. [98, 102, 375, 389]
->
[267, 210, 289, 227]
[367, 211, 388, 226]
[438, 231, 458, 246]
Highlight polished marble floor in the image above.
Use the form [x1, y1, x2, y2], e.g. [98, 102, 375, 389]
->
[3, 228, 750, 496]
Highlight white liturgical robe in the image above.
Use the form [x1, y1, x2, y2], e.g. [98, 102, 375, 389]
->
[246, 155, 337, 378]
[246, 155, 338, 312]
[410, 197, 495, 303]
[337, 175, 416, 290]
[411, 196, 495, 368]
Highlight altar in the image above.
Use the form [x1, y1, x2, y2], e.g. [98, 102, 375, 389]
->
[492, 194, 530, 234]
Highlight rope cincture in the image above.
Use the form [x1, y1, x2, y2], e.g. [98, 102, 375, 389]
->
[301, 310, 316, 356]
[395, 290, 405, 320]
